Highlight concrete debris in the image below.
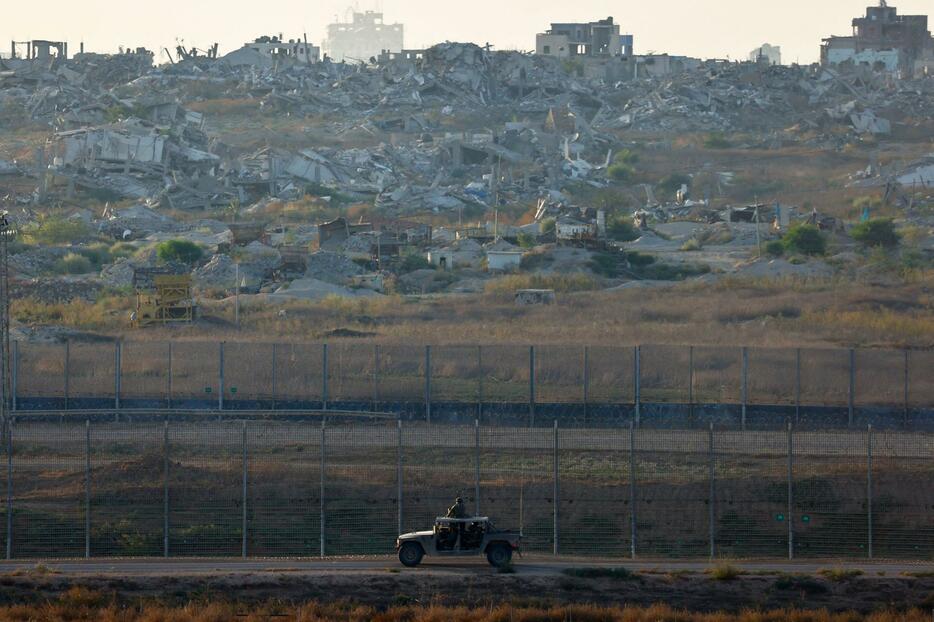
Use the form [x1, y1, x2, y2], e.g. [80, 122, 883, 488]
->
[305, 250, 365, 284]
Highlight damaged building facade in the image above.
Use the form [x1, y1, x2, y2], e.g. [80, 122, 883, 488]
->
[821, 2, 934, 75]
[325, 11, 403, 63]
[536, 17, 634, 58]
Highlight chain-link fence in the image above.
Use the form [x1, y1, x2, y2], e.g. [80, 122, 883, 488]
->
[7, 342, 934, 429]
[0, 417, 931, 561]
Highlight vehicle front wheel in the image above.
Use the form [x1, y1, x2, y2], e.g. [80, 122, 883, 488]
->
[398, 542, 424, 568]
[486, 543, 512, 568]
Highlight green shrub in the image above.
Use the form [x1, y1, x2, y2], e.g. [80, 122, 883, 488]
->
[783, 224, 826, 256]
[607, 163, 634, 182]
[680, 238, 702, 252]
[658, 173, 692, 195]
[703, 133, 732, 149]
[156, 240, 203, 265]
[851, 218, 900, 248]
[607, 217, 640, 242]
[613, 149, 639, 166]
[397, 253, 431, 274]
[54, 253, 94, 275]
[708, 563, 741, 581]
[589, 252, 623, 278]
[76, 243, 113, 269]
[517, 232, 537, 249]
[626, 251, 656, 267]
[109, 243, 138, 260]
[541, 218, 556, 235]
[765, 240, 785, 257]
[25, 218, 90, 245]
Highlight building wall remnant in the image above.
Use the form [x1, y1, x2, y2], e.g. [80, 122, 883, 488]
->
[326, 11, 404, 63]
[536, 17, 633, 58]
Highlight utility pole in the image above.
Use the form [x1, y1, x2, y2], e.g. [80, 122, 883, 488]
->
[0, 212, 15, 425]
[234, 262, 240, 329]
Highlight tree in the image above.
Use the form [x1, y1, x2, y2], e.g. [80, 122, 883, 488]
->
[607, 163, 634, 182]
[156, 240, 204, 265]
[782, 224, 826, 256]
[607, 217, 640, 242]
[851, 218, 900, 248]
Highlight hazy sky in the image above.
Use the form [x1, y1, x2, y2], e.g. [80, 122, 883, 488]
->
[3, 1, 932, 64]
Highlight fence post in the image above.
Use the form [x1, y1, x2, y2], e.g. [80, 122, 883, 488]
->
[114, 341, 122, 410]
[10, 341, 16, 412]
[582, 346, 590, 420]
[476, 346, 483, 423]
[741, 347, 749, 430]
[553, 419, 558, 557]
[848, 349, 856, 428]
[167, 343, 173, 410]
[634, 346, 641, 428]
[787, 422, 794, 561]
[373, 344, 381, 411]
[241, 421, 248, 558]
[163, 420, 169, 558]
[322, 344, 329, 411]
[218, 342, 225, 411]
[271, 343, 277, 411]
[867, 424, 873, 560]
[708, 422, 715, 560]
[529, 346, 536, 428]
[903, 350, 910, 427]
[397, 418, 402, 535]
[689, 346, 695, 419]
[85, 419, 90, 559]
[629, 421, 637, 560]
[64, 340, 70, 410]
[795, 349, 801, 425]
[474, 419, 481, 516]
[320, 418, 326, 558]
[5, 418, 12, 560]
[424, 346, 432, 425]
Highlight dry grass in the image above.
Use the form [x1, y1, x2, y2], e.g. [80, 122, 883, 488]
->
[708, 563, 742, 581]
[106, 271, 934, 349]
[818, 568, 865, 582]
[0, 598, 928, 621]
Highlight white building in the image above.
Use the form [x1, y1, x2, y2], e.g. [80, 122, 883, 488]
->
[487, 251, 523, 273]
[326, 11, 404, 63]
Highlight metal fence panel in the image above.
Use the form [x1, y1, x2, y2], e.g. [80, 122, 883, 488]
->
[274, 343, 323, 404]
[793, 431, 868, 558]
[90, 423, 163, 556]
[799, 349, 849, 407]
[167, 422, 241, 556]
[536, 346, 584, 405]
[480, 346, 529, 404]
[224, 342, 276, 404]
[170, 343, 219, 404]
[328, 343, 376, 404]
[641, 345, 690, 404]
[587, 345, 634, 405]
[17, 343, 65, 400]
[326, 418, 398, 555]
[247, 422, 320, 556]
[11, 422, 84, 558]
[713, 431, 789, 558]
[908, 350, 934, 410]
[68, 343, 115, 400]
[872, 430, 934, 560]
[431, 346, 482, 405]
[120, 342, 169, 404]
[635, 429, 710, 557]
[557, 426, 632, 556]
[747, 348, 797, 406]
[482, 424, 553, 553]
[377, 346, 424, 404]
[855, 350, 903, 408]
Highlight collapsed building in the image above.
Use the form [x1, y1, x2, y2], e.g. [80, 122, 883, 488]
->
[821, 1, 934, 76]
[221, 35, 320, 68]
[325, 11, 404, 63]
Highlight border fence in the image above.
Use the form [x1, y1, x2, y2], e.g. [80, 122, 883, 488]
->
[0, 417, 932, 561]
[7, 341, 934, 429]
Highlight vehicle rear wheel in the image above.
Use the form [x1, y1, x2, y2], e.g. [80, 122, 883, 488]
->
[486, 543, 512, 568]
[398, 542, 424, 568]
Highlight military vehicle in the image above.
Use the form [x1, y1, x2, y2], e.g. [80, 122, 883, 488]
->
[396, 517, 521, 568]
